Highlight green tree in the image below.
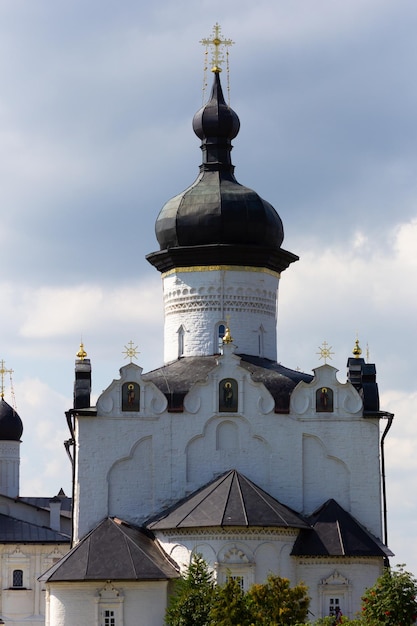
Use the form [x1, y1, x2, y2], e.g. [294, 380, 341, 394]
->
[165, 553, 216, 626]
[361, 565, 417, 625]
[247, 573, 310, 625]
[208, 577, 253, 626]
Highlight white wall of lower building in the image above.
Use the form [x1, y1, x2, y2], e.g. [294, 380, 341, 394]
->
[46, 580, 170, 626]
[0, 543, 68, 626]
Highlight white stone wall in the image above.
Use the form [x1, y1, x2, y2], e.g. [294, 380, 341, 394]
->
[0, 543, 68, 626]
[46, 580, 170, 626]
[74, 359, 382, 542]
[297, 558, 384, 620]
[156, 531, 384, 621]
[162, 267, 279, 362]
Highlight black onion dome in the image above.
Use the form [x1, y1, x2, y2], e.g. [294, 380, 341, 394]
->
[147, 72, 297, 274]
[0, 399, 23, 441]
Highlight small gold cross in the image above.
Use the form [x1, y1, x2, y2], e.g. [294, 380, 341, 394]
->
[123, 341, 139, 363]
[0, 360, 13, 399]
[317, 341, 334, 364]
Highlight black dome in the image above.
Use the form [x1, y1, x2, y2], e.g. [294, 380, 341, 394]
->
[147, 72, 297, 274]
[0, 399, 23, 441]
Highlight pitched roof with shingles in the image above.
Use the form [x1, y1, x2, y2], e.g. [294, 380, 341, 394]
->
[0, 513, 70, 543]
[142, 355, 312, 413]
[291, 499, 393, 557]
[147, 469, 310, 530]
[41, 517, 180, 582]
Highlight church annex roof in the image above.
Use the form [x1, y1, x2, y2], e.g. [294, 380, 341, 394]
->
[41, 517, 180, 582]
[291, 499, 392, 558]
[142, 354, 312, 413]
[0, 513, 70, 543]
[147, 469, 310, 530]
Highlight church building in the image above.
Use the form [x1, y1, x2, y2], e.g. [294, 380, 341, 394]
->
[42, 27, 393, 626]
[0, 376, 70, 625]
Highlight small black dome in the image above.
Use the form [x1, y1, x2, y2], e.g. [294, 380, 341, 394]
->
[147, 71, 297, 274]
[0, 399, 23, 441]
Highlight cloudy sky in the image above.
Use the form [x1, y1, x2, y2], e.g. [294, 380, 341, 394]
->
[0, 0, 416, 575]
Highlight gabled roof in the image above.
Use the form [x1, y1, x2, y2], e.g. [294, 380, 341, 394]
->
[0, 513, 70, 543]
[291, 499, 392, 558]
[41, 517, 180, 582]
[147, 470, 309, 530]
[142, 355, 312, 413]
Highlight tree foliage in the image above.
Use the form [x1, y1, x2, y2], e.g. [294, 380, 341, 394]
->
[165, 553, 216, 626]
[208, 577, 253, 626]
[165, 556, 310, 626]
[361, 565, 417, 626]
[247, 573, 310, 625]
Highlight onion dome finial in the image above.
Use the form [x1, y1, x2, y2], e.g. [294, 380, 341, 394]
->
[353, 338, 362, 359]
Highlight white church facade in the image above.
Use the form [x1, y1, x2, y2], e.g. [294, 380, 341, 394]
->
[42, 34, 392, 626]
[0, 395, 71, 625]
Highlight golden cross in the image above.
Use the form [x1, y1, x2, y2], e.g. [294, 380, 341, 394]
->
[316, 341, 334, 364]
[0, 360, 13, 399]
[200, 23, 234, 73]
[123, 341, 139, 363]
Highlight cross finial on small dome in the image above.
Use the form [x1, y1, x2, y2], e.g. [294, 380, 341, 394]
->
[353, 338, 362, 359]
[200, 23, 234, 73]
[76, 342, 87, 360]
[0, 360, 13, 400]
[223, 316, 233, 344]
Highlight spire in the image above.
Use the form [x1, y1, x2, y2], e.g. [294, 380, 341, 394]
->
[192, 71, 240, 174]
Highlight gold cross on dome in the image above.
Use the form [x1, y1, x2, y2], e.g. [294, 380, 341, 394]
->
[0, 360, 13, 399]
[123, 341, 139, 363]
[200, 23, 234, 73]
[317, 341, 334, 364]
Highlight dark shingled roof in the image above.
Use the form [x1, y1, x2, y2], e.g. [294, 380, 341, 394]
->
[0, 513, 70, 543]
[20, 491, 72, 513]
[147, 469, 310, 530]
[41, 517, 180, 582]
[291, 499, 392, 558]
[142, 354, 312, 413]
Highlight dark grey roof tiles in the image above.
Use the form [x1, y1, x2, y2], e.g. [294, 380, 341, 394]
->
[147, 470, 310, 530]
[0, 513, 70, 543]
[142, 354, 312, 413]
[41, 517, 180, 582]
[291, 499, 392, 558]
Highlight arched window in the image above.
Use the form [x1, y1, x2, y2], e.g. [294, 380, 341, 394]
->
[178, 325, 185, 358]
[217, 323, 226, 352]
[13, 569, 23, 587]
[258, 325, 265, 357]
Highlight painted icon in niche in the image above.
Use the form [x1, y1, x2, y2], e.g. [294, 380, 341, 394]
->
[122, 382, 140, 412]
[219, 378, 238, 412]
[316, 387, 333, 412]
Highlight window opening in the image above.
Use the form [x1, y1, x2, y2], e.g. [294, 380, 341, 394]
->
[178, 325, 185, 357]
[226, 574, 244, 591]
[329, 598, 343, 621]
[13, 569, 23, 587]
[103, 609, 116, 626]
[217, 323, 226, 351]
